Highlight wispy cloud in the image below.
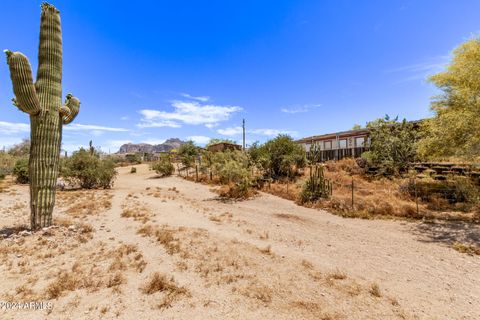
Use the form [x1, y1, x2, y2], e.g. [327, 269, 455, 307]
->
[217, 126, 242, 136]
[0, 121, 29, 134]
[141, 138, 167, 145]
[181, 93, 210, 102]
[64, 124, 129, 132]
[386, 55, 450, 83]
[217, 126, 298, 137]
[251, 128, 298, 137]
[138, 100, 242, 128]
[187, 135, 210, 145]
[281, 104, 321, 114]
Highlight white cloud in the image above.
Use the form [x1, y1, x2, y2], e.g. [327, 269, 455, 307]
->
[251, 128, 298, 137]
[181, 93, 210, 102]
[138, 100, 241, 128]
[205, 123, 219, 129]
[104, 140, 133, 152]
[386, 55, 450, 83]
[0, 136, 25, 149]
[121, 116, 129, 120]
[187, 135, 210, 145]
[141, 139, 166, 145]
[217, 126, 243, 136]
[281, 104, 321, 114]
[217, 126, 297, 137]
[0, 121, 30, 134]
[64, 124, 129, 132]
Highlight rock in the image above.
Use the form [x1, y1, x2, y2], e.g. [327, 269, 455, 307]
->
[19, 230, 32, 237]
[68, 225, 76, 231]
[16, 254, 22, 258]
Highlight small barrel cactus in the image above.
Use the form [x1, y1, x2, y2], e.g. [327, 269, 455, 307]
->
[4, 3, 80, 229]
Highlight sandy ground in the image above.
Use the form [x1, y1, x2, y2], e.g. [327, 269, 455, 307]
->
[0, 164, 479, 320]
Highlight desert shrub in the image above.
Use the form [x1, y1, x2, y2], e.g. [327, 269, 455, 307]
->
[62, 148, 117, 189]
[362, 116, 421, 176]
[0, 152, 16, 180]
[178, 141, 198, 169]
[249, 135, 306, 180]
[151, 155, 175, 177]
[400, 177, 480, 207]
[125, 153, 142, 164]
[13, 158, 29, 184]
[130, 167, 137, 174]
[7, 139, 30, 157]
[209, 150, 256, 199]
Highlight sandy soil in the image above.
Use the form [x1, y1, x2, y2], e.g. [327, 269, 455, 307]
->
[0, 164, 479, 320]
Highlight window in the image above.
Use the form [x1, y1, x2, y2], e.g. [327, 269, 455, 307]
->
[338, 139, 347, 149]
[355, 137, 365, 147]
[324, 141, 332, 150]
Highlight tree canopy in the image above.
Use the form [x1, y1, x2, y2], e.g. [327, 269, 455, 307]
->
[418, 38, 480, 160]
[362, 116, 420, 175]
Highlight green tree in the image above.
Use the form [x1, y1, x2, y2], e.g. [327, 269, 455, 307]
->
[250, 135, 306, 179]
[62, 148, 117, 189]
[178, 141, 198, 168]
[206, 138, 237, 147]
[151, 154, 175, 177]
[351, 124, 362, 130]
[13, 158, 29, 184]
[418, 38, 480, 160]
[362, 116, 420, 175]
[8, 139, 30, 157]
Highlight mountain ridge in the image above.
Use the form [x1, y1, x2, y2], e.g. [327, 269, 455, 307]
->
[117, 138, 185, 154]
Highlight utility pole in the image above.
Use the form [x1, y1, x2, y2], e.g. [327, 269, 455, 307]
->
[242, 118, 246, 151]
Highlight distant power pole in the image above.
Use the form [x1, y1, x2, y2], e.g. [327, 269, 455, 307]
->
[242, 118, 246, 151]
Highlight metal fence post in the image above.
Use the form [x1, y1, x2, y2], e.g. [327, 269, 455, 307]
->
[351, 177, 354, 211]
[415, 178, 419, 216]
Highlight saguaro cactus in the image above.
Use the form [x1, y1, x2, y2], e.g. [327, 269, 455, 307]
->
[4, 3, 80, 229]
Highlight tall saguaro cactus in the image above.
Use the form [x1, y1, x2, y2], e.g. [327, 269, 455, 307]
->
[4, 3, 80, 229]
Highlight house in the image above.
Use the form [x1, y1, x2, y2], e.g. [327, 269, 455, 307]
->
[207, 142, 242, 153]
[296, 128, 370, 162]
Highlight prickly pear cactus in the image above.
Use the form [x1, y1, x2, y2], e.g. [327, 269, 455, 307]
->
[4, 3, 80, 229]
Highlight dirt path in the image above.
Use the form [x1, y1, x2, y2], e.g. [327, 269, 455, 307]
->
[1, 164, 479, 319]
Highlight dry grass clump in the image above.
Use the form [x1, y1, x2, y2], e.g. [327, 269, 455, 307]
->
[137, 224, 180, 255]
[241, 282, 273, 303]
[452, 242, 480, 255]
[327, 269, 347, 281]
[274, 213, 306, 222]
[217, 183, 257, 200]
[263, 159, 479, 222]
[43, 243, 147, 299]
[121, 207, 151, 223]
[58, 190, 113, 217]
[369, 282, 382, 297]
[140, 272, 189, 309]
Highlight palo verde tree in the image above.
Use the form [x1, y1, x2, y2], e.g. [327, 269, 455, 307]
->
[4, 3, 80, 229]
[362, 116, 420, 175]
[418, 38, 480, 160]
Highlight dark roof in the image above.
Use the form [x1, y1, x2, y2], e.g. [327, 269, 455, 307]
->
[296, 119, 425, 144]
[296, 128, 370, 143]
[207, 142, 241, 148]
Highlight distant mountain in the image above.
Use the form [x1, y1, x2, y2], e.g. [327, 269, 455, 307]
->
[117, 138, 185, 154]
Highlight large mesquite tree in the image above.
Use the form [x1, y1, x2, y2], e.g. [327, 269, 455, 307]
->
[4, 3, 80, 229]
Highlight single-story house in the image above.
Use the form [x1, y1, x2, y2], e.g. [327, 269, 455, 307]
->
[296, 128, 370, 161]
[207, 142, 242, 153]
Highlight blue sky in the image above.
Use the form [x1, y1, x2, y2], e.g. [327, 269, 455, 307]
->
[1, 0, 479, 153]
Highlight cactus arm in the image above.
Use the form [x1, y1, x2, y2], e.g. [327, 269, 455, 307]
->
[4, 50, 41, 115]
[60, 94, 80, 124]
